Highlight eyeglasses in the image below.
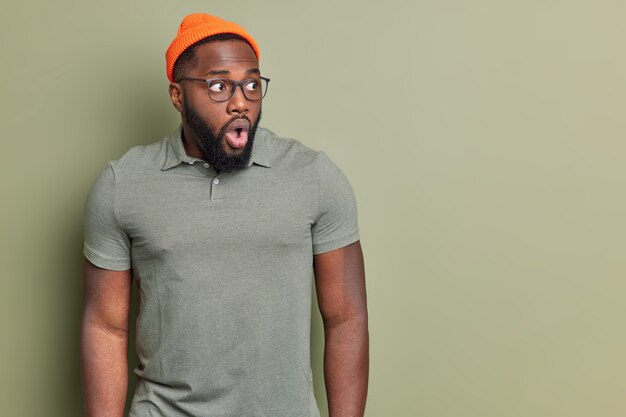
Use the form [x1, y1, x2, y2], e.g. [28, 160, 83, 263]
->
[176, 76, 270, 102]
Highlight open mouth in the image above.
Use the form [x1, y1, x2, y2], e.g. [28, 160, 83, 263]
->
[224, 118, 250, 149]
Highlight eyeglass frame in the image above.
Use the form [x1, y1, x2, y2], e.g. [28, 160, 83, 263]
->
[176, 76, 270, 102]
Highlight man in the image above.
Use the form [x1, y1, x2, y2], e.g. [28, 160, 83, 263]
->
[81, 13, 368, 417]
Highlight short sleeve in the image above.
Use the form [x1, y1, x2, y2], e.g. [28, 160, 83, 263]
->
[83, 163, 131, 270]
[311, 152, 359, 254]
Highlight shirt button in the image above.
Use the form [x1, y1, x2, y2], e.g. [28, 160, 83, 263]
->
[204, 163, 209, 168]
[213, 178, 219, 185]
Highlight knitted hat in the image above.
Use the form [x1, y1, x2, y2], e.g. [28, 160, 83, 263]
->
[165, 13, 260, 82]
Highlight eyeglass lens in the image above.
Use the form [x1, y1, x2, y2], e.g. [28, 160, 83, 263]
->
[207, 78, 268, 101]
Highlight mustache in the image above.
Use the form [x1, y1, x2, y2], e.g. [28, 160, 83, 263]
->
[219, 115, 252, 137]
[224, 115, 250, 127]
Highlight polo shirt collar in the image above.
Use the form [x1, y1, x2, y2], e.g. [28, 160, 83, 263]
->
[161, 125, 273, 171]
[247, 127, 273, 168]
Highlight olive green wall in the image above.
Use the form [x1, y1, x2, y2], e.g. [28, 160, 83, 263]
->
[2, 1, 625, 416]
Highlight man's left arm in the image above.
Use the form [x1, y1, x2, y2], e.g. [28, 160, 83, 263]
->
[314, 240, 369, 417]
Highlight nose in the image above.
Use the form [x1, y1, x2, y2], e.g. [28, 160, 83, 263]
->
[226, 84, 249, 115]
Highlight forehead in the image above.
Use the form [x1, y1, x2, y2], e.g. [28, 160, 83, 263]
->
[192, 39, 259, 75]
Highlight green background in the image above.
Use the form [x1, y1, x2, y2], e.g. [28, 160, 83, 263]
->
[2, 1, 625, 416]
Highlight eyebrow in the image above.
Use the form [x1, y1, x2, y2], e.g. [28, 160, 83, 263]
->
[204, 68, 260, 77]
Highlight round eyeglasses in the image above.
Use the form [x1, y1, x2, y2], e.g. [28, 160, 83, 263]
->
[176, 76, 270, 102]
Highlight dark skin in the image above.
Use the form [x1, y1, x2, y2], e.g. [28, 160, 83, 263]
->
[314, 241, 369, 417]
[81, 39, 368, 417]
[168, 39, 262, 159]
[81, 262, 131, 417]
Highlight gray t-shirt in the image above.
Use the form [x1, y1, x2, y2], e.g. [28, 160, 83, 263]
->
[83, 126, 359, 417]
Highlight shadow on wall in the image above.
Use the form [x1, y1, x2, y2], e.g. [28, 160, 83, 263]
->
[101, 70, 179, 151]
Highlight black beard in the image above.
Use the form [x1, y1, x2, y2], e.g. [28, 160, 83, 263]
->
[183, 102, 261, 173]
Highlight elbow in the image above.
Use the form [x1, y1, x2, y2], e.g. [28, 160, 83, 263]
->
[322, 308, 368, 331]
[82, 314, 129, 340]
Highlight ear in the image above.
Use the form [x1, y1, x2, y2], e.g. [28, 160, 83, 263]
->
[169, 83, 184, 113]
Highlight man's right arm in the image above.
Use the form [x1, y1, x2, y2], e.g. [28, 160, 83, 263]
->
[81, 257, 132, 417]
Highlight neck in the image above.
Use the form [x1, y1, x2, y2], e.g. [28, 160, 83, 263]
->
[180, 121, 206, 160]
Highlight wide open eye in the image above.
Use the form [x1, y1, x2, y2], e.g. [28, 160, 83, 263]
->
[208, 81, 229, 93]
[244, 80, 258, 91]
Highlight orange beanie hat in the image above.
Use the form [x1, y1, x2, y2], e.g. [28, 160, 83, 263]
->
[165, 13, 260, 82]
